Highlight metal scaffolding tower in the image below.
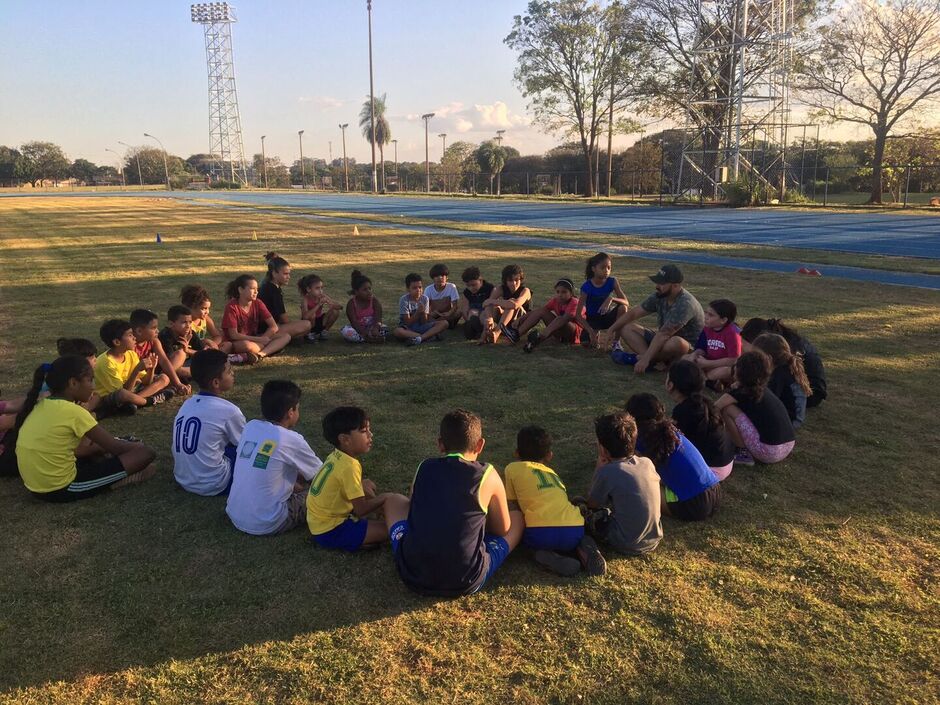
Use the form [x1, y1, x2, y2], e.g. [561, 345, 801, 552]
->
[676, 0, 811, 201]
[191, 2, 248, 185]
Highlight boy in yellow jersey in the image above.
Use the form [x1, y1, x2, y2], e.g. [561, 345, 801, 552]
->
[504, 426, 606, 576]
[307, 406, 403, 551]
[94, 319, 172, 418]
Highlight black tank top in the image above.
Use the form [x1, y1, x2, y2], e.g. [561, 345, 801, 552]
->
[396, 454, 492, 596]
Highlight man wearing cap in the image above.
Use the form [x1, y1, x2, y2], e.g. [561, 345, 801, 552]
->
[601, 264, 704, 374]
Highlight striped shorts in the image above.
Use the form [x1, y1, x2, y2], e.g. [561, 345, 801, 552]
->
[32, 455, 128, 503]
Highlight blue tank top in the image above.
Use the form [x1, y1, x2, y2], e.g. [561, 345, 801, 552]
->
[396, 453, 491, 596]
[580, 278, 616, 317]
[637, 433, 718, 502]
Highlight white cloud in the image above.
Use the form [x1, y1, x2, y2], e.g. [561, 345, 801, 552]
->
[433, 101, 465, 118]
[298, 96, 345, 111]
[455, 118, 473, 133]
[474, 101, 529, 128]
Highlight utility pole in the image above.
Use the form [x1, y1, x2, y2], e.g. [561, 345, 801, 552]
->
[119, 140, 143, 186]
[495, 130, 505, 146]
[298, 130, 306, 189]
[439, 133, 447, 191]
[260, 135, 268, 188]
[339, 123, 349, 191]
[422, 113, 435, 192]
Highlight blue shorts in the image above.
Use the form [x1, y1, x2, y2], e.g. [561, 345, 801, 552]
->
[312, 516, 369, 552]
[389, 520, 511, 591]
[400, 320, 436, 335]
[523, 525, 584, 552]
[213, 444, 238, 497]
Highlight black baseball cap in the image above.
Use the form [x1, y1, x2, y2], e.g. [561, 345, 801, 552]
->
[650, 264, 683, 284]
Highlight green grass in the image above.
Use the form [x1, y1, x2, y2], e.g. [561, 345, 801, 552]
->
[0, 197, 938, 705]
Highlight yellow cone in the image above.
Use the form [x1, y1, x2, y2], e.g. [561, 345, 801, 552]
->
[251, 230, 258, 241]
[353, 225, 360, 236]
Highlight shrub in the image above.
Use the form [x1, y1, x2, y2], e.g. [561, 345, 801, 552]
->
[210, 180, 242, 190]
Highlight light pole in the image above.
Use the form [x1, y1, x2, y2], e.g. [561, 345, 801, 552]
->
[260, 135, 269, 189]
[143, 133, 170, 190]
[495, 130, 505, 146]
[119, 140, 143, 186]
[439, 133, 447, 191]
[422, 113, 435, 193]
[391, 139, 398, 175]
[105, 148, 125, 188]
[339, 123, 349, 192]
[367, 0, 378, 193]
[298, 130, 306, 189]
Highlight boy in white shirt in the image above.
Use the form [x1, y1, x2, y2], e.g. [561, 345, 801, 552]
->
[426, 263, 461, 329]
[172, 349, 246, 496]
[226, 380, 323, 535]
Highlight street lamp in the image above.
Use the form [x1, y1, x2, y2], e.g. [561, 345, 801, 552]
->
[143, 133, 170, 190]
[105, 147, 125, 188]
[391, 139, 398, 176]
[260, 135, 269, 189]
[367, 0, 378, 193]
[439, 133, 447, 191]
[298, 130, 306, 189]
[495, 130, 505, 146]
[118, 140, 143, 187]
[422, 113, 435, 193]
[339, 123, 349, 192]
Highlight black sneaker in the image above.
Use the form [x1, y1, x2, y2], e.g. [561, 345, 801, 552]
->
[116, 434, 142, 443]
[523, 330, 541, 353]
[500, 323, 519, 344]
[576, 535, 607, 576]
[534, 550, 581, 576]
[146, 388, 176, 406]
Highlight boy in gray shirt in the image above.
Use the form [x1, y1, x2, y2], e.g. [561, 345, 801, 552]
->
[585, 412, 663, 555]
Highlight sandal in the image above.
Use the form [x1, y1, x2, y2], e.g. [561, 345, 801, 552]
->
[246, 351, 261, 365]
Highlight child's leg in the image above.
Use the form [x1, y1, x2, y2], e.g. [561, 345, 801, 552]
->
[218, 340, 233, 353]
[707, 366, 732, 382]
[383, 494, 411, 530]
[721, 405, 746, 447]
[420, 319, 449, 340]
[110, 442, 158, 488]
[322, 309, 340, 330]
[393, 325, 420, 341]
[363, 518, 389, 545]
[260, 334, 291, 357]
[539, 313, 572, 341]
[279, 319, 313, 338]
[231, 340, 262, 354]
[516, 308, 552, 337]
[137, 373, 170, 399]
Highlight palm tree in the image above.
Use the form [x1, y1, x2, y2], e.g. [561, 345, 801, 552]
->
[359, 93, 391, 191]
[477, 141, 507, 195]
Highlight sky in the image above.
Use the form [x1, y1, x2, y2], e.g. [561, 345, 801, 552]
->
[0, 0, 596, 167]
[0, 1, 867, 169]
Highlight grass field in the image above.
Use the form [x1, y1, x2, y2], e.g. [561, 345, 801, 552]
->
[0, 197, 938, 705]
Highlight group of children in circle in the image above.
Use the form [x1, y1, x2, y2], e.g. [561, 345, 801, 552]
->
[0, 250, 828, 595]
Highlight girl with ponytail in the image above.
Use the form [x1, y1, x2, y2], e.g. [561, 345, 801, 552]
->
[626, 392, 721, 521]
[258, 252, 313, 341]
[666, 360, 735, 480]
[221, 274, 292, 363]
[15, 356, 157, 502]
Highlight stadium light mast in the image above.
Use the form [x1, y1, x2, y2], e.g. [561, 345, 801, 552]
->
[191, 2, 249, 185]
[298, 130, 306, 189]
[339, 123, 349, 192]
[118, 140, 143, 186]
[143, 133, 170, 190]
[439, 133, 447, 191]
[495, 130, 505, 146]
[422, 113, 435, 193]
[260, 135, 268, 188]
[367, 0, 378, 193]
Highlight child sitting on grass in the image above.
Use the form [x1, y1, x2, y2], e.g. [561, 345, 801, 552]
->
[504, 425, 605, 576]
[226, 380, 323, 535]
[130, 308, 190, 395]
[259, 252, 313, 341]
[683, 298, 741, 390]
[752, 333, 812, 429]
[341, 270, 388, 344]
[297, 274, 343, 342]
[94, 318, 173, 417]
[426, 263, 462, 329]
[714, 350, 796, 466]
[517, 278, 585, 352]
[307, 406, 402, 551]
[459, 266, 495, 340]
[56, 337, 100, 414]
[172, 349, 246, 496]
[480, 264, 532, 344]
[393, 273, 449, 345]
[584, 412, 662, 555]
[741, 317, 827, 407]
[221, 275, 293, 363]
[181, 284, 229, 352]
[666, 360, 735, 481]
[159, 305, 203, 384]
[15, 355, 156, 502]
[626, 393, 722, 522]
[578, 252, 629, 342]
[382, 409, 525, 597]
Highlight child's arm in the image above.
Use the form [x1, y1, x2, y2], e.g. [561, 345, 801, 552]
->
[698, 355, 737, 370]
[351, 491, 390, 518]
[481, 468, 512, 537]
[205, 314, 223, 343]
[153, 339, 188, 392]
[125, 355, 153, 390]
[610, 278, 630, 308]
[261, 316, 281, 337]
[299, 297, 313, 321]
[713, 393, 738, 412]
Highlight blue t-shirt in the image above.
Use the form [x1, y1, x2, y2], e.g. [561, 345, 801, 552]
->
[580, 278, 616, 317]
[637, 433, 718, 502]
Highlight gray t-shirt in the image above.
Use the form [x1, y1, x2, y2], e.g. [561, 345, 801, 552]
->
[640, 288, 705, 346]
[588, 456, 663, 555]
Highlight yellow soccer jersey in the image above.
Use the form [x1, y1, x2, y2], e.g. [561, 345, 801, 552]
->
[306, 449, 365, 535]
[16, 398, 97, 492]
[94, 349, 142, 395]
[503, 461, 583, 528]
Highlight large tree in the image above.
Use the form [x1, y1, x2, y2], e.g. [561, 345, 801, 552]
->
[476, 141, 508, 195]
[69, 158, 98, 185]
[0, 146, 20, 186]
[505, 0, 647, 196]
[797, 0, 940, 203]
[15, 141, 70, 187]
[123, 147, 188, 186]
[359, 93, 391, 191]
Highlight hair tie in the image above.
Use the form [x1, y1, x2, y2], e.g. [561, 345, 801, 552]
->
[41, 362, 53, 373]
[555, 278, 574, 290]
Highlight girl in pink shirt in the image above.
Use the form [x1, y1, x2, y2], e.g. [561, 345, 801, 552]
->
[683, 299, 741, 390]
[341, 270, 388, 344]
[516, 278, 587, 352]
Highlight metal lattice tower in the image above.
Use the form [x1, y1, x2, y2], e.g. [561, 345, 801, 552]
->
[191, 2, 248, 185]
[675, 0, 811, 201]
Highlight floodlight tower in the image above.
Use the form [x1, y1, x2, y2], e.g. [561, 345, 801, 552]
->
[191, 2, 249, 185]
